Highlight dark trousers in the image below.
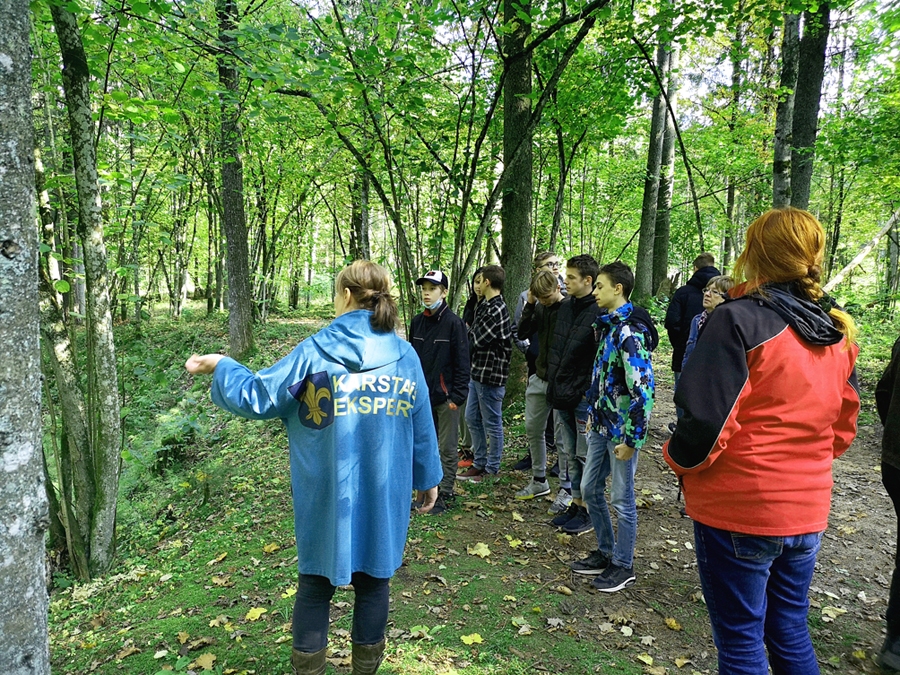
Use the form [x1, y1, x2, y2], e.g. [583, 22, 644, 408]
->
[292, 572, 390, 652]
[884, 462, 900, 638]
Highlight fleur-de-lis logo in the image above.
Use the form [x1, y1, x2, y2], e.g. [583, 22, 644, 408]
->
[302, 379, 331, 426]
[288, 371, 334, 429]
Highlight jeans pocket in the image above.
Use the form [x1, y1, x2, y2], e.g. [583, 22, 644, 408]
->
[731, 533, 784, 561]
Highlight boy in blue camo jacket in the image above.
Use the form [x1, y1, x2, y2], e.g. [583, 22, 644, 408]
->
[569, 261, 657, 592]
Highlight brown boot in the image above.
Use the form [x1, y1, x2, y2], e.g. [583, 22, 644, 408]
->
[351, 639, 385, 675]
[291, 647, 326, 675]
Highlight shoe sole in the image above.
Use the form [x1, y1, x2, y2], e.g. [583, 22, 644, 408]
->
[456, 475, 482, 482]
[593, 577, 636, 593]
[879, 650, 900, 671]
[562, 525, 595, 536]
[571, 567, 606, 576]
[515, 489, 551, 500]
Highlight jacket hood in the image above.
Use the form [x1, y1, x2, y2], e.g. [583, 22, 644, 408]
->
[687, 265, 722, 290]
[597, 303, 660, 352]
[751, 282, 844, 346]
[310, 310, 405, 372]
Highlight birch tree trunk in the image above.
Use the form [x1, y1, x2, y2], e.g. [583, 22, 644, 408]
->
[790, 5, 830, 210]
[652, 48, 677, 295]
[0, 0, 50, 669]
[773, 13, 800, 207]
[50, 2, 122, 577]
[217, 0, 255, 357]
[634, 37, 669, 304]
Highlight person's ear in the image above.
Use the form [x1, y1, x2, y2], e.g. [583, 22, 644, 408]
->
[615, 283, 624, 296]
[343, 287, 353, 306]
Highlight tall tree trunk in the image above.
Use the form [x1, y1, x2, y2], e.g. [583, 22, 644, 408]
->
[652, 49, 677, 295]
[217, 0, 254, 357]
[500, 0, 533, 309]
[0, 0, 50, 670]
[350, 169, 370, 260]
[790, 4, 830, 210]
[50, 2, 122, 577]
[634, 37, 670, 304]
[773, 13, 800, 207]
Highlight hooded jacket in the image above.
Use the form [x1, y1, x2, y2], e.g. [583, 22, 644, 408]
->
[546, 292, 601, 409]
[409, 300, 470, 407]
[664, 265, 721, 370]
[877, 335, 900, 472]
[585, 302, 656, 450]
[211, 310, 442, 585]
[663, 283, 860, 536]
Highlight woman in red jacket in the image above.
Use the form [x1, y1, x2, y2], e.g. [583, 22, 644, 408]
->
[663, 207, 859, 675]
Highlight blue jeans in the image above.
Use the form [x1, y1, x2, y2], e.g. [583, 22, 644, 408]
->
[583, 430, 639, 568]
[693, 521, 823, 675]
[554, 400, 588, 498]
[465, 380, 505, 474]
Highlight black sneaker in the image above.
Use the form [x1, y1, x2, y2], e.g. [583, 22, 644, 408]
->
[591, 563, 635, 592]
[410, 496, 424, 512]
[561, 505, 594, 535]
[879, 635, 900, 671]
[427, 493, 455, 516]
[512, 454, 532, 471]
[551, 502, 581, 528]
[569, 550, 611, 575]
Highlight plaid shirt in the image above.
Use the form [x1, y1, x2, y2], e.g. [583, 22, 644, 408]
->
[469, 294, 513, 386]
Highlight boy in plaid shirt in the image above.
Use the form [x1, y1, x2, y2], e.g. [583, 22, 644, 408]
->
[457, 265, 513, 482]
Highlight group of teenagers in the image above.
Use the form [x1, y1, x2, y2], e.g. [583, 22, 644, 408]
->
[408, 252, 658, 596]
[186, 205, 900, 675]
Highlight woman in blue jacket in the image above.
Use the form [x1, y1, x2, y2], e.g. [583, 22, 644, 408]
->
[186, 260, 442, 675]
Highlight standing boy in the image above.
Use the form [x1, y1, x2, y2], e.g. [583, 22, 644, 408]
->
[571, 261, 656, 592]
[546, 254, 602, 535]
[458, 265, 513, 483]
[514, 269, 570, 512]
[409, 270, 470, 515]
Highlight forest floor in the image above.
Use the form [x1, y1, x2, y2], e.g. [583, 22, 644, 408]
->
[47, 311, 897, 675]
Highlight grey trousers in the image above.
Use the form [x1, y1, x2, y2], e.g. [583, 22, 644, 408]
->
[433, 402, 461, 494]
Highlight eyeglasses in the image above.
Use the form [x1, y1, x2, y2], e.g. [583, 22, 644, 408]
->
[703, 288, 727, 299]
[538, 261, 560, 270]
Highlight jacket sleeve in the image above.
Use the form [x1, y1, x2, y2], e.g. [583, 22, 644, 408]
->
[513, 292, 530, 353]
[450, 316, 471, 406]
[876, 337, 900, 424]
[517, 300, 539, 342]
[833, 360, 861, 459]
[664, 288, 686, 339]
[620, 329, 654, 450]
[663, 309, 748, 475]
[681, 314, 701, 370]
[211, 356, 287, 420]
[410, 356, 442, 491]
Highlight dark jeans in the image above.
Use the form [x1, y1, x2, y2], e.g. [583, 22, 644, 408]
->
[884, 462, 900, 638]
[292, 572, 390, 652]
[694, 521, 822, 675]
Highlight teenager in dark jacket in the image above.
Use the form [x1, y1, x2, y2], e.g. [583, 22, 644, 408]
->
[546, 254, 601, 535]
[409, 270, 470, 515]
[877, 334, 900, 670]
[664, 253, 720, 420]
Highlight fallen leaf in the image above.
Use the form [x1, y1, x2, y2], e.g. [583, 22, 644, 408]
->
[637, 653, 654, 665]
[467, 542, 491, 558]
[208, 616, 228, 628]
[115, 645, 140, 660]
[675, 656, 693, 667]
[512, 511, 525, 522]
[206, 552, 227, 566]
[263, 543, 280, 554]
[547, 617, 564, 628]
[554, 585, 573, 596]
[177, 631, 190, 644]
[503, 595, 517, 602]
[640, 635, 655, 645]
[245, 607, 268, 621]
[282, 587, 297, 599]
[517, 624, 533, 635]
[821, 606, 847, 622]
[190, 652, 217, 670]
[159, 573, 173, 583]
[154, 649, 168, 659]
[506, 536, 523, 548]
[460, 633, 483, 645]
[620, 625, 633, 636]
[665, 617, 682, 631]
[511, 616, 528, 627]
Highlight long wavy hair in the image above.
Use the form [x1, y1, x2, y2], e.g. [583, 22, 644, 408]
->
[733, 207, 856, 344]
[335, 260, 399, 333]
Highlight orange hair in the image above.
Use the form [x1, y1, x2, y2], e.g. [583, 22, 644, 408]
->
[733, 207, 856, 344]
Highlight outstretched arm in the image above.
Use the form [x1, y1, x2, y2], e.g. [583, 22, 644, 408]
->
[185, 353, 225, 374]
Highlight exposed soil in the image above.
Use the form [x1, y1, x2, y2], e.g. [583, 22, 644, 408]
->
[419, 376, 895, 674]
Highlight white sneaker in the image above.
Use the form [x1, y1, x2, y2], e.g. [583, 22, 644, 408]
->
[547, 489, 573, 515]
[515, 479, 551, 500]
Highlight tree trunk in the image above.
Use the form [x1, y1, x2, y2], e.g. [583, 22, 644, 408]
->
[790, 4, 830, 210]
[773, 13, 800, 207]
[652, 48, 677, 295]
[51, 2, 122, 577]
[217, 0, 254, 357]
[500, 0, 533, 309]
[0, 0, 50, 669]
[350, 170, 370, 260]
[634, 37, 670, 304]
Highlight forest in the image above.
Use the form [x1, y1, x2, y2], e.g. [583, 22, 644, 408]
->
[2, 0, 900, 672]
